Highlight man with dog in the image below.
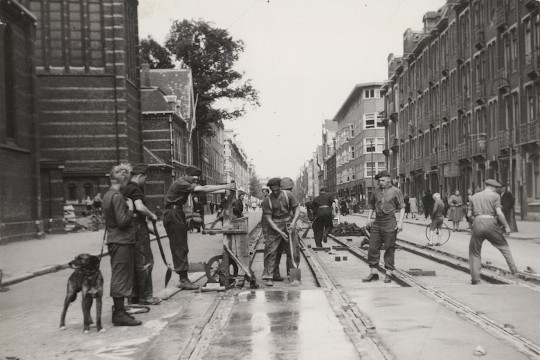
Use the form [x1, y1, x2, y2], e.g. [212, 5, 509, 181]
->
[164, 165, 235, 290]
[121, 163, 161, 306]
[363, 170, 405, 284]
[261, 177, 300, 287]
[102, 163, 142, 326]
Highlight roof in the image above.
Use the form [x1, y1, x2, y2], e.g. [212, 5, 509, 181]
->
[333, 82, 384, 121]
[147, 69, 193, 120]
[141, 88, 173, 114]
[324, 119, 338, 132]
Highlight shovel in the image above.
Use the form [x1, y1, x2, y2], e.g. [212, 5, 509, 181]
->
[288, 229, 301, 284]
[152, 220, 173, 287]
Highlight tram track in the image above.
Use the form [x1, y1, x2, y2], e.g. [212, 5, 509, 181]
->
[307, 228, 540, 359]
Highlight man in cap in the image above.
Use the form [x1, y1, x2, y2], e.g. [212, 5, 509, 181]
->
[164, 165, 235, 289]
[232, 190, 246, 218]
[121, 163, 161, 305]
[363, 170, 405, 283]
[311, 186, 335, 247]
[467, 179, 518, 284]
[261, 177, 300, 286]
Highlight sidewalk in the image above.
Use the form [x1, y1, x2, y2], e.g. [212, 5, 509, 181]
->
[350, 212, 539, 241]
[0, 211, 262, 286]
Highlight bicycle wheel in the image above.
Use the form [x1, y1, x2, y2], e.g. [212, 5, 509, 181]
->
[205, 255, 238, 283]
[437, 223, 452, 245]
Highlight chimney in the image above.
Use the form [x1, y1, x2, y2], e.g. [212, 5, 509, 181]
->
[141, 62, 151, 88]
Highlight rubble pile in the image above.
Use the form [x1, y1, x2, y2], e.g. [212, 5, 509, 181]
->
[330, 222, 367, 237]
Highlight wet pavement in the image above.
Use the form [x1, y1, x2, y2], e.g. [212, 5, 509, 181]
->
[200, 290, 358, 360]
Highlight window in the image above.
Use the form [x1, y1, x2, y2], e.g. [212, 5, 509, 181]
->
[365, 138, 384, 153]
[350, 146, 355, 159]
[365, 162, 386, 178]
[364, 113, 384, 129]
[1, 23, 15, 140]
[68, 183, 78, 202]
[84, 183, 93, 198]
[364, 89, 379, 98]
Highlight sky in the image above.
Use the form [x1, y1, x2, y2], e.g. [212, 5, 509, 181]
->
[138, 0, 447, 179]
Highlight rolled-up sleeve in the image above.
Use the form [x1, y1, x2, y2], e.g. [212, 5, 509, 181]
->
[394, 188, 405, 209]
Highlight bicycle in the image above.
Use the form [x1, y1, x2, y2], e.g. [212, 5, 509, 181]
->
[424, 221, 451, 246]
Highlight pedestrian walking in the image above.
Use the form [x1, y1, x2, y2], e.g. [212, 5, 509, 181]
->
[409, 196, 418, 219]
[192, 196, 205, 232]
[404, 194, 410, 218]
[422, 190, 434, 221]
[232, 190, 245, 218]
[351, 196, 358, 214]
[467, 179, 518, 285]
[261, 178, 300, 287]
[209, 202, 215, 215]
[93, 193, 102, 215]
[102, 163, 141, 326]
[121, 163, 161, 306]
[163, 166, 235, 290]
[448, 189, 463, 231]
[500, 184, 517, 232]
[84, 196, 93, 215]
[362, 170, 405, 283]
[339, 198, 348, 216]
[427, 193, 445, 246]
[311, 187, 334, 247]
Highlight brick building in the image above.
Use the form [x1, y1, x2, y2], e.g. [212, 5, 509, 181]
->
[0, 1, 44, 242]
[140, 65, 194, 211]
[382, 0, 540, 217]
[321, 119, 338, 192]
[19, 0, 143, 213]
[224, 129, 250, 193]
[335, 83, 385, 202]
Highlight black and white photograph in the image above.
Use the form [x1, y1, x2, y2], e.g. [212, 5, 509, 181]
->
[1, 0, 540, 358]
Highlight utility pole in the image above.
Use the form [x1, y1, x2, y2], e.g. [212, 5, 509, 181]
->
[370, 139, 375, 200]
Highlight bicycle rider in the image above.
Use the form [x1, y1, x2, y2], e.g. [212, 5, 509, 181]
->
[427, 193, 445, 246]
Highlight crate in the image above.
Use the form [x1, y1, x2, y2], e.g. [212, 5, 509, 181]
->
[223, 217, 249, 234]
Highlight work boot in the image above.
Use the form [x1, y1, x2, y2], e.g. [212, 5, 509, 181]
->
[272, 276, 284, 282]
[471, 280, 481, 285]
[112, 311, 142, 326]
[384, 274, 393, 283]
[178, 279, 200, 290]
[362, 273, 379, 282]
[112, 306, 135, 320]
[139, 296, 162, 305]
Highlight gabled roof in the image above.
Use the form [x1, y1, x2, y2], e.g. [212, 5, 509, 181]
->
[141, 88, 173, 114]
[148, 69, 193, 120]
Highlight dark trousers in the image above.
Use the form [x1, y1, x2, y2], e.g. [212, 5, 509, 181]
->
[312, 208, 333, 247]
[164, 208, 189, 273]
[132, 219, 154, 299]
[367, 215, 397, 270]
[108, 243, 135, 298]
[469, 217, 517, 281]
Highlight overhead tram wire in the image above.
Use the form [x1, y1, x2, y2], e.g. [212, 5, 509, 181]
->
[225, 0, 262, 31]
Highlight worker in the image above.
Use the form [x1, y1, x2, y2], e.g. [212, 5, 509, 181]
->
[261, 178, 300, 287]
[467, 179, 518, 285]
[363, 170, 405, 283]
[163, 166, 235, 290]
[311, 187, 334, 247]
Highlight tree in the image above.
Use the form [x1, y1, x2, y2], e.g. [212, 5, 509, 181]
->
[249, 172, 263, 199]
[139, 36, 175, 69]
[165, 20, 260, 135]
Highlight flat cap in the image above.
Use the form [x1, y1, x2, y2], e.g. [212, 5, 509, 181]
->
[131, 163, 148, 175]
[186, 165, 202, 177]
[237, 190, 246, 196]
[485, 179, 502, 187]
[280, 177, 294, 190]
[267, 177, 281, 187]
[374, 170, 391, 180]
[319, 186, 327, 193]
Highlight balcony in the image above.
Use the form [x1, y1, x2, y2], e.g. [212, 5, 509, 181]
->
[456, 93, 465, 113]
[518, 121, 540, 145]
[439, 149, 449, 164]
[390, 111, 398, 122]
[474, 26, 485, 50]
[495, 6, 508, 32]
[440, 102, 449, 121]
[457, 143, 471, 160]
[475, 82, 486, 104]
[470, 133, 487, 158]
[524, 51, 540, 79]
[498, 130, 511, 151]
[430, 153, 438, 166]
[390, 136, 400, 151]
[456, 46, 465, 65]
[408, 123, 416, 137]
[523, 0, 540, 12]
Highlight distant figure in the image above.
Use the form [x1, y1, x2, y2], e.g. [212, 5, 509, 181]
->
[448, 190, 463, 232]
[500, 184, 516, 232]
[404, 195, 411, 218]
[84, 196, 93, 214]
[427, 193, 445, 246]
[93, 193, 102, 215]
[339, 199, 348, 216]
[209, 202, 215, 214]
[351, 196, 358, 213]
[422, 190, 434, 220]
[312, 187, 334, 247]
[467, 179, 518, 285]
[232, 191, 245, 218]
[192, 196, 205, 232]
[409, 196, 418, 219]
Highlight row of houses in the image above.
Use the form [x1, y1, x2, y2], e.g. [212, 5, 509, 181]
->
[297, 0, 540, 220]
[0, 0, 252, 243]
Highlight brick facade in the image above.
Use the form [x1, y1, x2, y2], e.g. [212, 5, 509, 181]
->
[383, 0, 540, 217]
[0, 2, 43, 242]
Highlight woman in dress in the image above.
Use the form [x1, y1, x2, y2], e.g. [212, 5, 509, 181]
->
[447, 189, 463, 231]
[409, 195, 418, 219]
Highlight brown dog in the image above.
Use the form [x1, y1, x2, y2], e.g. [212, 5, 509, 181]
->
[60, 253, 105, 333]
